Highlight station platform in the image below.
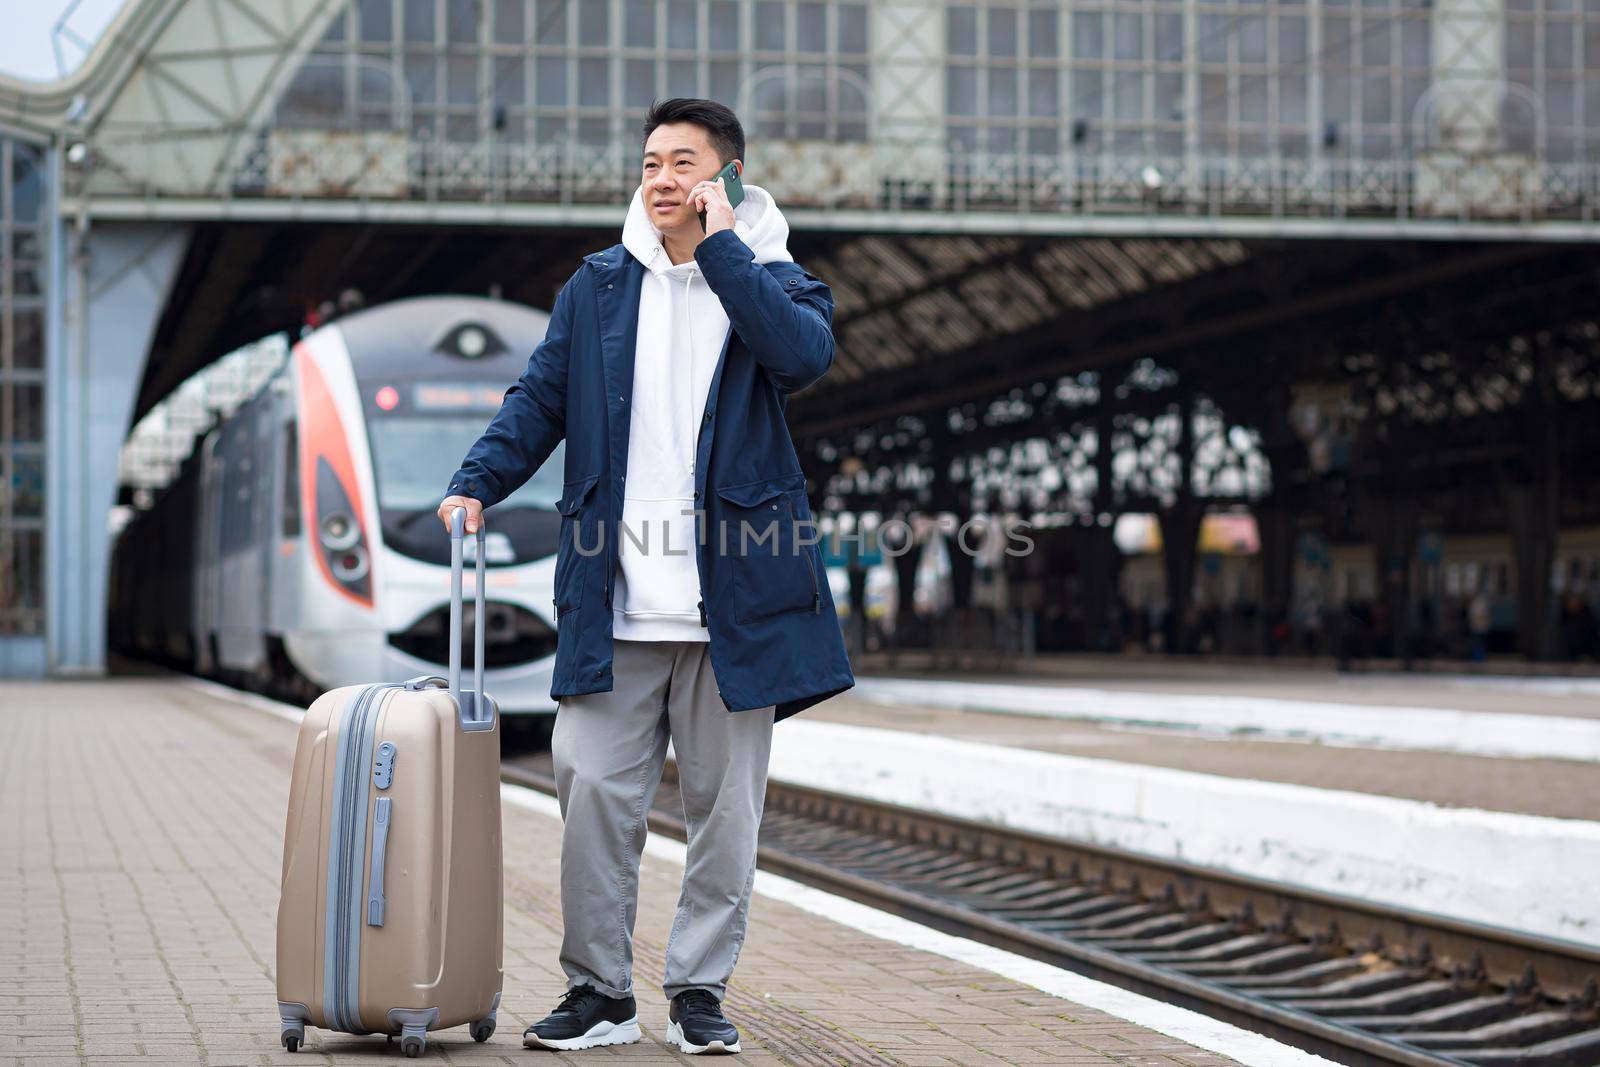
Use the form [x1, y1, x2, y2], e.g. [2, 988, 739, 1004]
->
[0, 676, 1322, 1067]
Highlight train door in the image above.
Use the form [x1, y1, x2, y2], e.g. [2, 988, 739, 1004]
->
[264, 381, 302, 644]
[192, 431, 223, 675]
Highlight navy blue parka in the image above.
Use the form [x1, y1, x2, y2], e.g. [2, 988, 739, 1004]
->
[447, 227, 854, 720]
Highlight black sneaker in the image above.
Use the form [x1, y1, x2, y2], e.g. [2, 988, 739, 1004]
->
[522, 986, 641, 1051]
[667, 989, 741, 1054]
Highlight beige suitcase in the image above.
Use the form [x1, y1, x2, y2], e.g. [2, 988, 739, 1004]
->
[276, 509, 503, 1057]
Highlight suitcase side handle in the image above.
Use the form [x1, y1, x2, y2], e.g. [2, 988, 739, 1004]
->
[448, 507, 494, 729]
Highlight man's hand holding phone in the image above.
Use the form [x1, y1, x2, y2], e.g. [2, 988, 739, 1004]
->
[693, 161, 743, 237]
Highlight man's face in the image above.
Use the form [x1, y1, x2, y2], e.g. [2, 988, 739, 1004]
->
[640, 122, 732, 235]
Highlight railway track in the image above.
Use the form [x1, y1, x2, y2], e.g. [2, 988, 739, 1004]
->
[502, 753, 1600, 1067]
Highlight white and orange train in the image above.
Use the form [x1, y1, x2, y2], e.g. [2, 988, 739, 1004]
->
[110, 295, 568, 718]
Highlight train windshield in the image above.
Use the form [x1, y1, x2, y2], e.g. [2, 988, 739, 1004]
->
[367, 415, 564, 511]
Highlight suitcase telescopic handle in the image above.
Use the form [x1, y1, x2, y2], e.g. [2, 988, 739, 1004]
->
[448, 507, 489, 725]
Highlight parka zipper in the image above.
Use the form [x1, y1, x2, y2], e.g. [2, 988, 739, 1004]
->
[688, 327, 735, 628]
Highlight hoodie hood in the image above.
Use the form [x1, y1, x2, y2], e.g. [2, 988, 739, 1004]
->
[623, 181, 794, 273]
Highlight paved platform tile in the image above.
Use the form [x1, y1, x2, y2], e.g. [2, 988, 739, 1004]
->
[0, 679, 1241, 1066]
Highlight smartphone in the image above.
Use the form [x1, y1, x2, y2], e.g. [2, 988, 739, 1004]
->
[698, 160, 745, 232]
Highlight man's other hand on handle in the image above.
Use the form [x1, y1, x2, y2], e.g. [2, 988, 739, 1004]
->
[437, 495, 484, 534]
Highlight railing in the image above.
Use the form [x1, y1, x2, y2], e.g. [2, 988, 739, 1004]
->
[64, 121, 1600, 227]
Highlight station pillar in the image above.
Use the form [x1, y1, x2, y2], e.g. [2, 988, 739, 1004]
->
[1158, 391, 1201, 655]
[46, 220, 191, 676]
[1255, 501, 1296, 655]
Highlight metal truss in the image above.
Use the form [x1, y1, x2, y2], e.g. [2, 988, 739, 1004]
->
[65, 136, 1600, 239]
[8, 0, 1597, 239]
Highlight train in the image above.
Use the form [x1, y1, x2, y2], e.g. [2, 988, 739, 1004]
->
[109, 294, 569, 718]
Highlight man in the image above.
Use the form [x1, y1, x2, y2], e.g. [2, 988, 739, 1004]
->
[437, 98, 853, 1054]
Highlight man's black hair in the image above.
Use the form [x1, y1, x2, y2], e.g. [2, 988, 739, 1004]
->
[642, 98, 745, 165]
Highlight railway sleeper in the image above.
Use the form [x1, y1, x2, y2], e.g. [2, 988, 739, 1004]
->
[1400, 1010, 1593, 1051]
[1256, 967, 1423, 1000]
[926, 870, 1042, 896]
[1042, 902, 1170, 931]
[1096, 921, 1239, 952]
[838, 850, 962, 876]
[1283, 977, 1463, 1016]
[937, 884, 1081, 913]
[979, 880, 1093, 905]
[1437, 1024, 1600, 1066]
[921, 866, 1045, 892]
[794, 831, 908, 858]
[1069, 914, 1194, 941]
[1172, 943, 1329, 976]
[950, 872, 1054, 897]
[817, 848, 973, 876]
[875, 857, 998, 883]
[1014, 895, 1143, 927]
[934, 883, 1088, 908]
[1137, 932, 1287, 965]
[1217, 955, 1371, 989]
[871, 864, 1019, 891]
[866, 852, 984, 878]
[820, 838, 931, 863]
[972, 886, 1104, 914]
[844, 855, 985, 882]
[1346, 993, 1525, 1033]
[849, 853, 962, 879]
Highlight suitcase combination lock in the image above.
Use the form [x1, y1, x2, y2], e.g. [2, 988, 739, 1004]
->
[373, 741, 397, 790]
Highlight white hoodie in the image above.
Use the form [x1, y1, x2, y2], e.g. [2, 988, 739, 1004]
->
[612, 182, 796, 641]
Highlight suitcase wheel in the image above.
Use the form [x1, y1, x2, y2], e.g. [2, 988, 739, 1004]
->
[278, 1006, 307, 1053]
[471, 1018, 495, 1043]
[401, 1031, 426, 1058]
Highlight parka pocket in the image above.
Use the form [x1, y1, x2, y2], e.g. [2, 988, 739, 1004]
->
[713, 471, 821, 625]
[553, 474, 600, 619]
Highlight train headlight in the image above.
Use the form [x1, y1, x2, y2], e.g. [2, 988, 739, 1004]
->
[435, 322, 507, 360]
[320, 512, 360, 551]
[331, 545, 370, 583]
[456, 327, 487, 358]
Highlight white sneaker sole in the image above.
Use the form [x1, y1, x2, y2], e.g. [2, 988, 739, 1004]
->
[667, 1018, 741, 1055]
[523, 1016, 642, 1051]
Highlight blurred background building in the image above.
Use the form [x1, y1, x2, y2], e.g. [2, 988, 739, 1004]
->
[3, 0, 1599, 676]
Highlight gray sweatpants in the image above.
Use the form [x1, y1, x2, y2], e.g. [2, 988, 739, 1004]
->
[550, 638, 775, 1003]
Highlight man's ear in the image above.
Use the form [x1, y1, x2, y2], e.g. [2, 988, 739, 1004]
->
[734, 159, 744, 178]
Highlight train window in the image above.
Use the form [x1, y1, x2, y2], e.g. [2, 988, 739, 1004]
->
[282, 422, 301, 537]
[366, 416, 563, 511]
